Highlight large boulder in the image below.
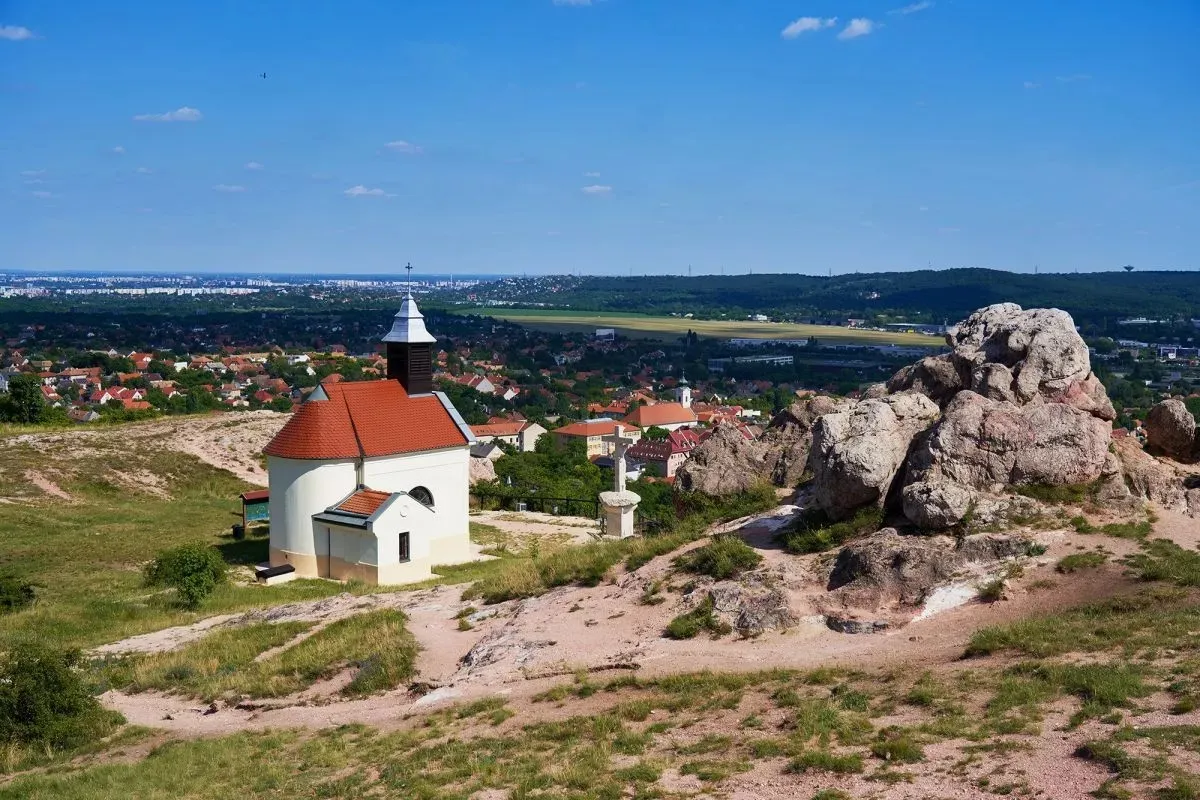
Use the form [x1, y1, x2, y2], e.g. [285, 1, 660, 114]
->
[822, 528, 1028, 614]
[889, 303, 1113, 419]
[809, 393, 940, 519]
[469, 456, 497, 485]
[676, 422, 772, 496]
[1111, 435, 1190, 511]
[1144, 399, 1198, 462]
[901, 480, 975, 530]
[760, 394, 851, 486]
[905, 391, 1111, 493]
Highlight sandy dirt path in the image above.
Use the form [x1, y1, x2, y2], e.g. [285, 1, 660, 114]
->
[94, 503, 1153, 742]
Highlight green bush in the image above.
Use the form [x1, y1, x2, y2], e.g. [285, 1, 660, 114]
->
[786, 749, 864, 774]
[0, 642, 122, 752]
[777, 506, 883, 555]
[665, 596, 732, 640]
[673, 535, 762, 580]
[0, 573, 37, 614]
[144, 542, 227, 609]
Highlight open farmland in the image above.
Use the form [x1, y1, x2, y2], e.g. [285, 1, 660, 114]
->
[459, 308, 942, 347]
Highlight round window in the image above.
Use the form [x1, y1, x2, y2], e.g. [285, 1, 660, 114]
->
[409, 486, 434, 507]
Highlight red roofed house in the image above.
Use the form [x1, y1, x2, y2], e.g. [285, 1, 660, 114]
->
[262, 291, 476, 586]
[469, 420, 547, 452]
[627, 429, 701, 478]
[553, 418, 642, 458]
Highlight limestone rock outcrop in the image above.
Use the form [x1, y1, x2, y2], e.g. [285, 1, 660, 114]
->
[1144, 399, 1198, 462]
[1111, 435, 1191, 512]
[675, 422, 771, 496]
[892, 304, 1117, 528]
[760, 394, 851, 487]
[677, 395, 849, 495]
[820, 528, 1027, 615]
[469, 456, 497, 485]
[809, 393, 940, 519]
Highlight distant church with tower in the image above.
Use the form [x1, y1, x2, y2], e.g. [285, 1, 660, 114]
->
[261, 284, 476, 586]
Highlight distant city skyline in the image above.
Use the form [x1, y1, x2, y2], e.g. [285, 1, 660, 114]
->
[3, 0, 1198, 275]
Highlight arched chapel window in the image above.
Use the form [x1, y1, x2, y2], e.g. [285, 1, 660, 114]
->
[409, 486, 434, 507]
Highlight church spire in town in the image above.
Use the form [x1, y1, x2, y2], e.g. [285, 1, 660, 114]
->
[383, 263, 436, 394]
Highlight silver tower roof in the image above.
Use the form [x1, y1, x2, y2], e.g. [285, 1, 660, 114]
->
[381, 292, 437, 344]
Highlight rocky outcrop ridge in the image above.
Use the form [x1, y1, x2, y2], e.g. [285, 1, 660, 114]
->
[675, 422, 772, 495]
[676, 394, 850, 496]
[809, 393, 940, 519]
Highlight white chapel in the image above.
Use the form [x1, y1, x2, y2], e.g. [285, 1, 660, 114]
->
[261, 292, 475, 585]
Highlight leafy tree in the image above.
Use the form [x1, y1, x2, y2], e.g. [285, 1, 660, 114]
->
[643, 426, 671, 441]
[0, 642, 120, 751]
[0, 374, 46, 424]
[144, 542, 227, 609]
[269, 396, 294, 412]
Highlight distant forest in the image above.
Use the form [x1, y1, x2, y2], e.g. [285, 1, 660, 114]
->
[478, 269, 1200, 325]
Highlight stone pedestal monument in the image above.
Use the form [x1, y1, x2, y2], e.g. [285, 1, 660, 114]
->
[599, 424, 641, 539]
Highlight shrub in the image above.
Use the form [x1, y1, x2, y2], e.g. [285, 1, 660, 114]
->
[673, 535, 762, 580]
[778, 506, 883, 555]
[870, 730, 925, 763]
[144, 542, 227, 609]
[977, 578, 1005, 603]
[665, 596, 731, 640]
[0, 574, 37, 614]
[0, 642, 122, 752]
[786, 749, 864, 774]
[1057, 552, 1108, 573]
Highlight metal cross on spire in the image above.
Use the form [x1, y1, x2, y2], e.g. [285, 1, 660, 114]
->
[404, 262, 413, 293]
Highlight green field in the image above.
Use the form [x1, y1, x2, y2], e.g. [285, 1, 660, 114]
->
[460, 308, 941, 347]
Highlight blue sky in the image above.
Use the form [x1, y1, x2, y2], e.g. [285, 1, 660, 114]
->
[2, 0, 1198, 275]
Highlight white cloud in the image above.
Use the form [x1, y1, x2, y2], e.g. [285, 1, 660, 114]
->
[20, 169, 44, 177]
[244, 161, 264, 170]
[1023, 80, 1040, 89]
[23, 178, 43, 185]
[553, 0, 593, 6]
[1056, 73, 1092, 83]
[919, 205, 929, 212]
[890, 1, 933, 14]
[384, 140, 423, 154]
[581, 184, 612, 195]
[584, 171, 601, 177]
[838, 18, 876, 39]
[344, 185, 388, 197]
[213, 184, 246, 193]
[781, 16, 836, 39]
[135, 166, 153, 174]
[0, 25, 36, 41]
[31, 190, 53, 199]
[133, 106, 202, 122]
[111, 146, 125, 155]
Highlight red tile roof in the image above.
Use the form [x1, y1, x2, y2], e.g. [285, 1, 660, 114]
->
[554, 418, 635, 438]
[335, 489, 393, 516]
[264, 379, 468, 460]
[623, 402, 698, 428]
[471, 422, 526, 437]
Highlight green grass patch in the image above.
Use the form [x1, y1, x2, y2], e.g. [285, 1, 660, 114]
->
[776, 506, 884, 555]
[673, 535, 762, 580]
[1127, 540, 1200, 586]
[105, 610, 416, 699]
[1013, 482, 1096, 505]
[665, 595, 732, 640]
[966, 589, 1200, 659]
[786, 749, 864, 774]
[1056, 551, 1108, 573]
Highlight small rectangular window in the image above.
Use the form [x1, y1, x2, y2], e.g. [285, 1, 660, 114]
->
[398, 532, 410, 563]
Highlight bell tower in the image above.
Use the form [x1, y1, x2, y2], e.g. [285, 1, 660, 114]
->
[382, 264, 437, 395]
